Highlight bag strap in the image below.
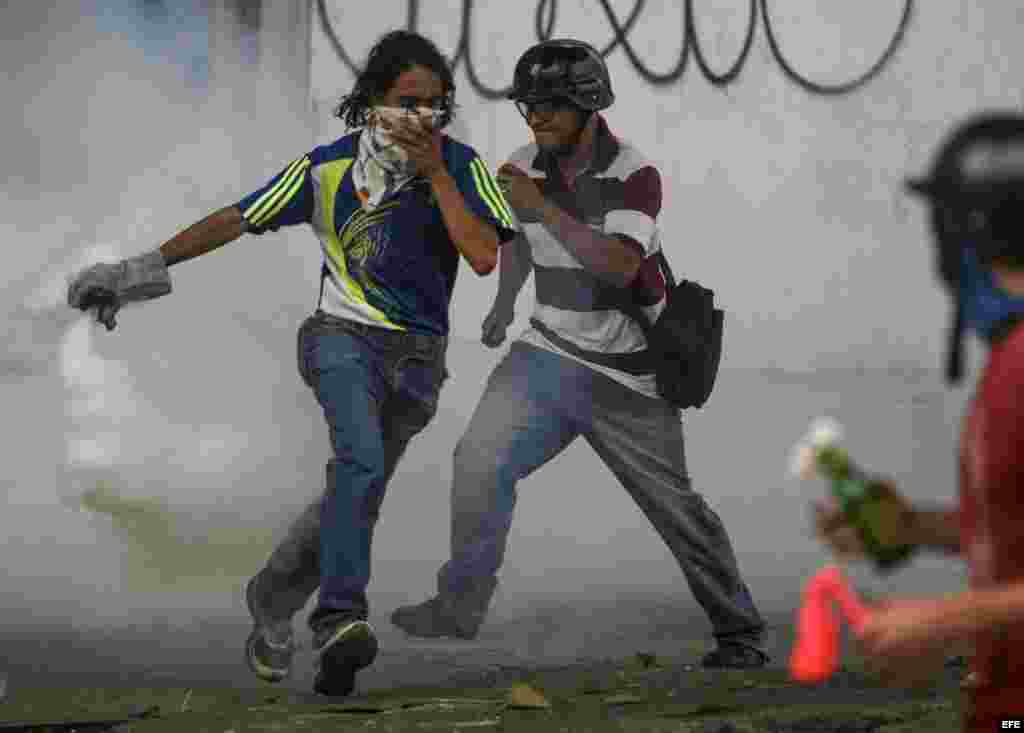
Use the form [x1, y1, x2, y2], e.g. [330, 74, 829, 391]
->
[529, 318, 656, 375]
[656, 250, 676, 289]
[615, 250, 677, 335]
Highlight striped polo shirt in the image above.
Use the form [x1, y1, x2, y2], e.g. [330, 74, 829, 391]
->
[234, 132, 516, 336]
[511, 114, 668, 399]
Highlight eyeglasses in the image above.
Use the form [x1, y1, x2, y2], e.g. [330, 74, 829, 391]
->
[514, 98, 571, 122]
[396, 95, 450, 114]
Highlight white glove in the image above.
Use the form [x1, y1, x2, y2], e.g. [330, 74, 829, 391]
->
[67, 250, 171, 330]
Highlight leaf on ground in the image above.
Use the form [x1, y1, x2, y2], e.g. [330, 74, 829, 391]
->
[399, 698, 495, 711]
[693, 702, 743, 716]
[726, 679, 759, 691]
[579, 681, 611, 695]
[452, 720, 501, 729]
[635, 652, 659, 669]
[603, 693, 645, 705]
[506, 683, 551, 709]
[660, 701, 744, 719]
[314, 703, 389, 714]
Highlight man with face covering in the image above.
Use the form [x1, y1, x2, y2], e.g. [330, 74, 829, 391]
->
[390, 39, 770, 669]
[814, 112, 1024, 732]
[66, 30, 516, 697]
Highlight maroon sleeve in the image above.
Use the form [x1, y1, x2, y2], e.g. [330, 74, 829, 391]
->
[604, 165, 662, 255]
[618, 166, 662, 218]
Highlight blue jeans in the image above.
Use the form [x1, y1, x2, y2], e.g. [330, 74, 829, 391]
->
[249, 336, 762, 644]
[293, 311, 447, 629]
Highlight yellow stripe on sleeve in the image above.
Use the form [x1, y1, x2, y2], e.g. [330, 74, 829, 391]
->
[255, 165, 309, 228]
[471, 157, 515, 227]
[244, 156, 311, 226]
[470, 157, 514, 228]
[243, 157, 303, 222]
[484, 160, 516, 224]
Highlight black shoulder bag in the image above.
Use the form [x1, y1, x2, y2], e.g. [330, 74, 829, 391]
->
[618, 252, 725, 409]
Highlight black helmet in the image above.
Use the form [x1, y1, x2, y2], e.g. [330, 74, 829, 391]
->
[907, 112, 1024, 272]
[509, 39, 614, 111]
[905, 111, 1024, 384]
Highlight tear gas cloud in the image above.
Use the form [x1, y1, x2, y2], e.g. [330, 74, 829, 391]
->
[1, 3, 974, 640]
[1, 3, 323, 628]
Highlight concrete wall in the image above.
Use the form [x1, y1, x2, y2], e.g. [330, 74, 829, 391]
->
[311, 0, 1024, 372]
[1, 1, 1010, 625]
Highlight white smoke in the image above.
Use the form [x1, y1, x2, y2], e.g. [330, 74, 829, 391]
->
[27, 245, 139, 476]
[0, 2, 328, 631]
[14, 236, 250, 506]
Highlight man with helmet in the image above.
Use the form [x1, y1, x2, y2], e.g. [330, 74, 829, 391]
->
[814, 112, 1024, 731]
[390, 39, 770, 670]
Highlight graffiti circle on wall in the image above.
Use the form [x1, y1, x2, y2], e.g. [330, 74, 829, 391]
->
[317, 0, 915, 99]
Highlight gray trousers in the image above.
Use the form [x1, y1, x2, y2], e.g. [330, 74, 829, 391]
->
[249, 342, 764, 642]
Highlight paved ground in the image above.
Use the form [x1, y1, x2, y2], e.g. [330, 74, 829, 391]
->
[0, 599, 964, 698]
[0, 599, 968, 732]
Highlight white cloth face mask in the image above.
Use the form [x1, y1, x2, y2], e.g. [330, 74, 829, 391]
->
[372, 105, 446, 133]
[367, 106, 445, 171]
[353, 106, 444, 210]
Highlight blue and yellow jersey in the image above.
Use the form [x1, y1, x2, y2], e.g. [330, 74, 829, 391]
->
[234, 133, 517, 335]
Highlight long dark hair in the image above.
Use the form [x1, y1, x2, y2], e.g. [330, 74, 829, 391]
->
[335, 30, 455, 130]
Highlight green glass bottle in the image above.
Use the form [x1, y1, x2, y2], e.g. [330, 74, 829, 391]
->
[816, 445, 917, 572]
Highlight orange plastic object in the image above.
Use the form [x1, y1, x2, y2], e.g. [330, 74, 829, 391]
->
[789, 565, 871, 684]
[820, 565, 868, 633]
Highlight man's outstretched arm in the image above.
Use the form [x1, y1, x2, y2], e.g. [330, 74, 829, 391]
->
[160, 206, 247, 266]
[905, 505, 961, 554]
[814, 498, 961, 557]
[69, 152, 314, 329]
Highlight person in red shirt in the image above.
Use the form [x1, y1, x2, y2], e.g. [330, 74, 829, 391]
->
[815, 112, 1024, 732]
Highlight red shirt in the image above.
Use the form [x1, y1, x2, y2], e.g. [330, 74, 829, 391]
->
[959, 321, 1024, 730]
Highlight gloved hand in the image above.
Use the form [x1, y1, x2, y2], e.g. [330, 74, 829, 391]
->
[67, 249, 172, 330]
[480, 304, 514, 348]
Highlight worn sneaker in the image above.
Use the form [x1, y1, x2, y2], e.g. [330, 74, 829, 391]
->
[390, 596, 482, 640]
[701, 642, 770, 669]
[244, 577, 295, 683]
[391, 579, 496, 640]
[312, 620, 379, 697]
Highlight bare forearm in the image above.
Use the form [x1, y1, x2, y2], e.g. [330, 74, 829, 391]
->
[430, 171, 498, 275]
[159, 206, 247, 266]
[938, 582, 1024, 641]
[494, 236, 532, 312]
[907, 507, 961, 554]
[537, 201, 639, 287]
